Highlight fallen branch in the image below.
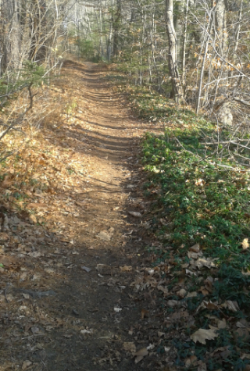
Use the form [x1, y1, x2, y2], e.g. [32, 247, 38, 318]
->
[233, 97, 250, 107]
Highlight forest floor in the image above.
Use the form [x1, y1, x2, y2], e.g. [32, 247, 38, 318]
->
[0, 61, 174, 371]
[2, 60, 250, 371]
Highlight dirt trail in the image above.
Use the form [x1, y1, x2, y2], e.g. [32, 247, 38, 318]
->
[0, 61, 166, 371]
[42, 61, 149, 371]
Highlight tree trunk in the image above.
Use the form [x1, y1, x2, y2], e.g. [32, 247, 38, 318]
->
[215, 0, 228, 95]
[113, 0, 121, 57]
[165, 0, 184, 103]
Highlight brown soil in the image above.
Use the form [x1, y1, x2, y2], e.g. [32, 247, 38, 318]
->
[0, 62, 170, 371]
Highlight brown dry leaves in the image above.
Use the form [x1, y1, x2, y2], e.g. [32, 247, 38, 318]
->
[191, 328, 219, 345]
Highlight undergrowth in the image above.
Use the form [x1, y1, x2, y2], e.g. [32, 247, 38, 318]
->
[122, 82, 250, 370]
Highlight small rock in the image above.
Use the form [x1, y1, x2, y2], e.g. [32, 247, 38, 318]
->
[81, 266, 91, 273]
[128, 211, 142, 218]
[80, 329, 93, 335]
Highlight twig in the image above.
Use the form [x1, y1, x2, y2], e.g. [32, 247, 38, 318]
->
[0, 83, 34, 141]
[233, 97, 250, 107]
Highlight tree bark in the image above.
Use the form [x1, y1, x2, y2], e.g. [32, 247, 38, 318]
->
[165, 0, 184, 103]
[113, 0, 121, 57]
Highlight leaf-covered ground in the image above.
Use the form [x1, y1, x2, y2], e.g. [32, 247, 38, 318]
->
[0, 61, 179, 371]
[1, 61, 250, 371]
[121, 84, 250, 370]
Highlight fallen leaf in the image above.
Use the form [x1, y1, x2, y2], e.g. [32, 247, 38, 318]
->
[22, 361, 32, 370]
[120, 265, 132, 272]
[195, 178, 205, 186]
[141, 308, 148, 319]
[242, 238, 249, 250]
[22, 293, 30, 299]
[177, 288, 187, 298]
[185, 355, 197, 367]
[188, 251, 200, 259]
[186, 269, 197, 276]
[234, 328, 250, 341]
[147, 344, 155, 350]
[123, 342, 136, 354]
[157, 285, 168, 295]
[29, 214, 37, 224]
[213, 346, 231, 360]
[196, 300, 220, 312]
[236, 318, 249, 328]
[186, 291, 198, 298]
[190, 243, 200, 253]
[96, 230, 112, 241]
[134, 348, 148, 364]
[191, 328, 219, 344]
[197, 361, 207, 371]
[167, 300, 179, 307]
[221, 300, 240, 312]
[203, 276, 214, 292]
[195, 257, 216, 269]
[242, 353, 250, 360]
[217, 319, 227, 329]
[44, 268, 55, 274]
[158, 331, 165, 337]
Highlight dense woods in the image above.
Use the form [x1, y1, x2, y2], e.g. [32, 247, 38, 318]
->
[66, 0, 250, 119]
[1, 0, 250, 119]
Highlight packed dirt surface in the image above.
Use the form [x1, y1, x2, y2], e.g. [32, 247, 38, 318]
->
[0, 61, 172, 371]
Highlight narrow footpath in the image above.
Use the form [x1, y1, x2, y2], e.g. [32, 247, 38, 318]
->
[43, 61, 152, 371]
[0, 61, 169, 371]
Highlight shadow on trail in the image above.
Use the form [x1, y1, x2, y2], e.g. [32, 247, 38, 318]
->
[0, 60, 153, 371]
[41, 61, 149, 371]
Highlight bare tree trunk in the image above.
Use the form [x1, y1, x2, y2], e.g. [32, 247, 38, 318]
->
[196, 8, 214, 114]
[215, 0, 228, 95]
[165, 0, 184, 103]
[182, 0, 189, 87]
[10, 0, 20, 69]
[113, 0, 121, 57]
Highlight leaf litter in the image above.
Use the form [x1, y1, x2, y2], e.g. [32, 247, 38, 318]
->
[2, 61, 250, 371]
[0, 61, 177, 371]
